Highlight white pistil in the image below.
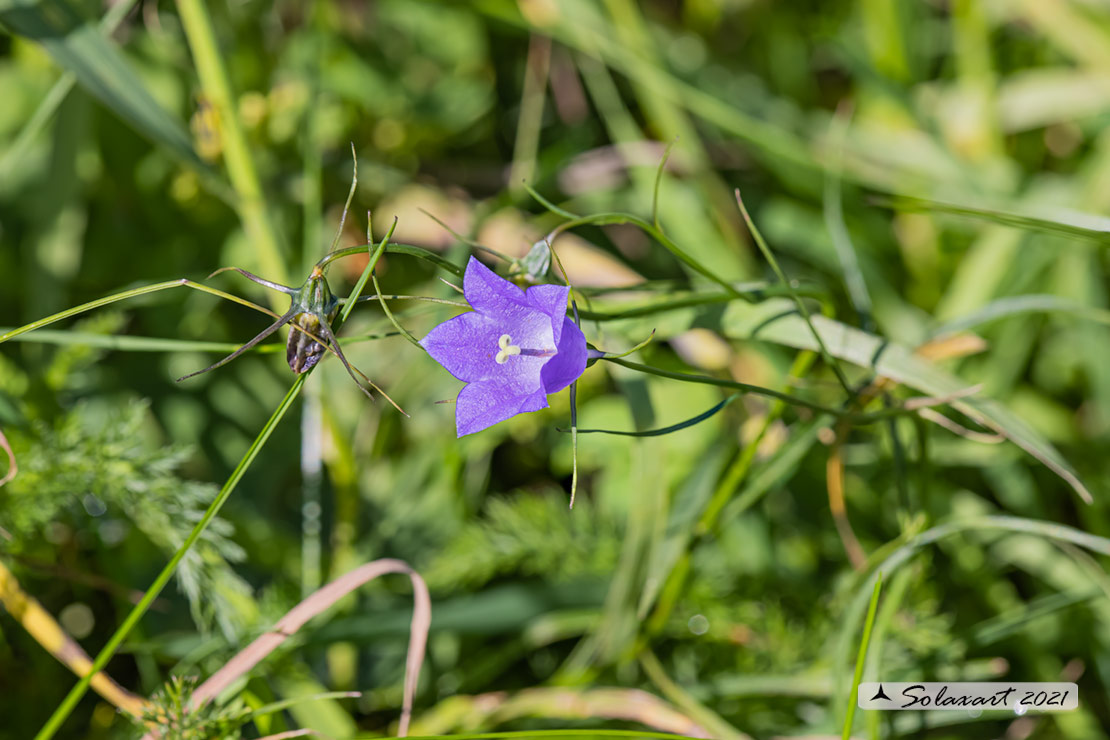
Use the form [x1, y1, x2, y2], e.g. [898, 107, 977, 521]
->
[495, 334, 521, 364]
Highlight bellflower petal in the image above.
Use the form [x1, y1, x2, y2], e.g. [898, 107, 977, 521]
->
[526, 283, 571, 345]
[541, 317, 588, 394]
[422, 256, 591, 436]
[456, 378, 548, 436]
[419, 311, 503, 382]
[463, 256, 529, 313]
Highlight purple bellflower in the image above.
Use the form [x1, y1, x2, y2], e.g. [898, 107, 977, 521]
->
[421, 256, 588, 436]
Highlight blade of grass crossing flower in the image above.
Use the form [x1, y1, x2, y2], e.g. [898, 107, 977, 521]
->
[34, 375, 308, 740]
[842, 573, 883, 740]
[735, 189, 855, 398]
[569, 299, 582, 509]
[569, 381, 579, 509]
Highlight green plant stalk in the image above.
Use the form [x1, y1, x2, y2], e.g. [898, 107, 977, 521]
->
[735, 192, 855, 398]
[320, 243, 463, 277]
[607, 358, 921, 423]
[338, 219, 398, 327]
[34, 375, 308, 740]
[0, 279, 278, 345]
[842, 573, 883, 740]
[544, 208, 742, 299]
[176, 0, 289, 294]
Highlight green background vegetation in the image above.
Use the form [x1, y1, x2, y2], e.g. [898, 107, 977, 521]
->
[2, 0, 1110, 738]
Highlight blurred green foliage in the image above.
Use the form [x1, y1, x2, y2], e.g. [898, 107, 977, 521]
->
[2, 0, 1110, 739]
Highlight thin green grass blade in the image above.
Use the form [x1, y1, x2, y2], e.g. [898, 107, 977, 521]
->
[563, 394, 739, 437]
[933, 294, 1110, 336]
[0, 279, 277, 345]
[0, 329, 274, 354]
[363, 219, 423, 349]
[548, 211, 741, 297]
[879, 194, 1110, 245]
[606, 359, 906, 423]
[651, 138, 678, 231]
[371, 278, 421, 348]
[0, 0, 205, 171]
[523, 181, 580, 220]
[834, 515, 1110, 729]
[321, 243, 463, 278]
[337, 218, 397, 327]
[735, 190, 855, 398]
[34, 375, 308, 740]
[842, 574, 883, 740]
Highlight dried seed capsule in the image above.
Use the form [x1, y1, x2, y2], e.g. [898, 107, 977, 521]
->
[286, 312, 327, 373]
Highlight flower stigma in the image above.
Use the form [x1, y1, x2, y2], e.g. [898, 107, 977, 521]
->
[495, 334, 521, 364]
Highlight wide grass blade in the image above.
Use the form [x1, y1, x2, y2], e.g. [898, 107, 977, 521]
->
[721, 298, 1092, 502]
[0, 0, 205, 172]
[0, 0, 137, 178]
